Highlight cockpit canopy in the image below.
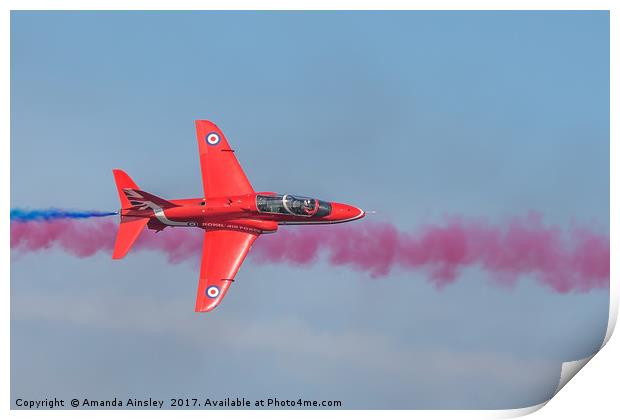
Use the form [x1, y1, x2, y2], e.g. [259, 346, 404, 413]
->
[256, 194, 332, 217]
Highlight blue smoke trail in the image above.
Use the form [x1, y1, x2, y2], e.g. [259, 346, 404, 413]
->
[11, 208, 118, 222]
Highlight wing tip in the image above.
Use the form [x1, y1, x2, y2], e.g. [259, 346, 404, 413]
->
[195, 119, 217, 128]
[195, 280, 233, 313]
[194, 300, 220, 313]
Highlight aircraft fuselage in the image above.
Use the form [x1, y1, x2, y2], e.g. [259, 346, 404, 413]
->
[121, 192, 365, 235]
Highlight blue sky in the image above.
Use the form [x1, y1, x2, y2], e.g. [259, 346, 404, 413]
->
[11, 11, 609, 409]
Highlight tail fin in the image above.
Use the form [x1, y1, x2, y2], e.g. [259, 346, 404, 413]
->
[111, 169, 148, 259]
[123, 189, 178, 210]
[113, 169, 177, 210]
[112, 169, 179, 259]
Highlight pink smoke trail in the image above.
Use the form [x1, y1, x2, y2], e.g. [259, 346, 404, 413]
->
[10, 215, 609, 293]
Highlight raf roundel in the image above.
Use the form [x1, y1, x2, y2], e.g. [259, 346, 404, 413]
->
[206, 285, 220, 299]
[205, 132, 221, 146]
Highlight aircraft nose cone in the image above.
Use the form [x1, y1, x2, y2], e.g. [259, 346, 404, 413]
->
[332, 203, 365, 221]
[345, 205, 364, 219]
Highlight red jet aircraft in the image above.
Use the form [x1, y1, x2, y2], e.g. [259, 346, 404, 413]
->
[112, 120, 365, 312]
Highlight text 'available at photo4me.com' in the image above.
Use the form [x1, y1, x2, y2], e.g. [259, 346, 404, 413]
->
[14, 396, 344, 409]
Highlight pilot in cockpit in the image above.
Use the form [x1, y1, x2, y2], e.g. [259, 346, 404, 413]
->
[302, 198, 315, 215]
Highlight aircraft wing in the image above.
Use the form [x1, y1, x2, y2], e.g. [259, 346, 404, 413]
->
[195, 229, 259, 312]
[195, 120, 254, 198]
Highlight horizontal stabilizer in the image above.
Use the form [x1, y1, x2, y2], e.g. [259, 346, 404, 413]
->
[112, 216, 149, 259]
[113, 169, 139, 209]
